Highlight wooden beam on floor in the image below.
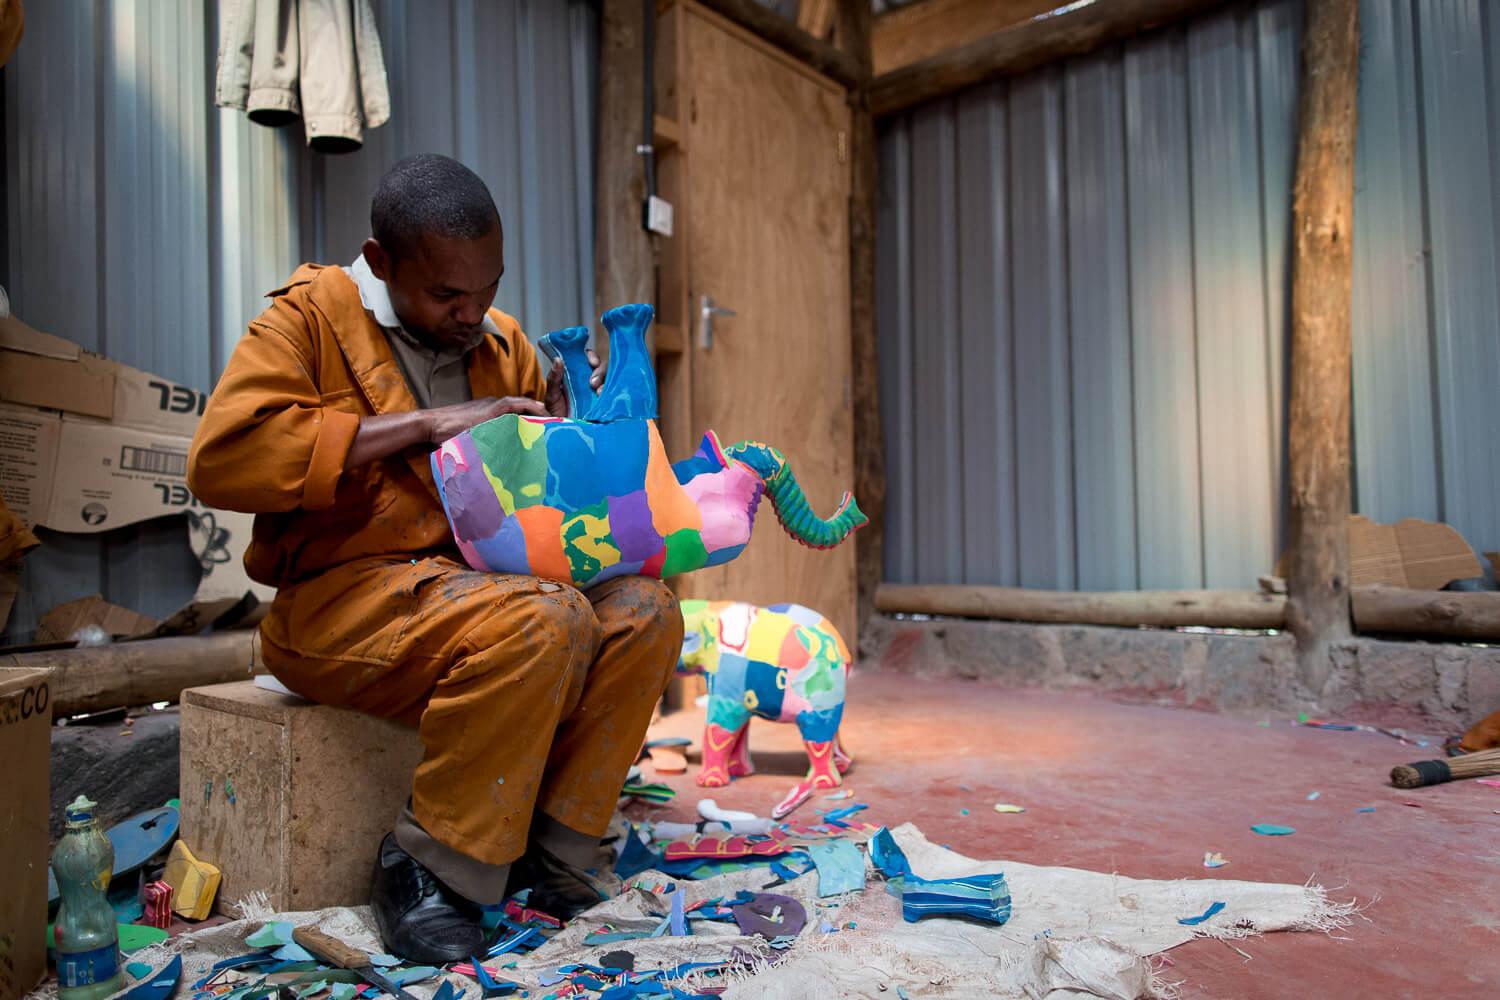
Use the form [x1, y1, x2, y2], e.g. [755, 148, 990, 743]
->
[1352, 587, 1500, 642]
[4, 632, 263, 717]
[1286, 0, 1360, 691]
[866, 0, 1229, 117]
[841, 0, 884, 635]
[693, 0, 864, 88]
[875, 584, 1288, 630]
[596, 0, 656, 328]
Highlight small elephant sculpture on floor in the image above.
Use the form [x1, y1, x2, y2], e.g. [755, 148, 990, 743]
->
[678, 599, 853, 818]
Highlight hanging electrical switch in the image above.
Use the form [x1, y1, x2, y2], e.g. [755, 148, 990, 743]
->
[646, 194, 674, 237]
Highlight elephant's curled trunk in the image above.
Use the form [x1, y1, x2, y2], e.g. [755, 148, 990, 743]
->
[723, 441, 868, 549]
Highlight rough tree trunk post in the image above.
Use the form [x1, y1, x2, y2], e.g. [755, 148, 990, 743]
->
[1286, 0, 1359, 693]
[841, 0, 885, 634]
[595, 0, 655, 337]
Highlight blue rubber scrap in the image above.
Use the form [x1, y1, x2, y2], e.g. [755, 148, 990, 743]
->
[1177, 901, 1227, 926]
[869, 827, 912, 879]
[668, 889, 689, 937]
[615, 826, 664, 879]
[807, 840, 866, 898]
[821, 803, 868, 828]
[271, 943, 316, 963]
[867, 826, 1011, 925]
[466, 957, 519, 998]
[1250, 824, 1296, 836]
[118, 955, 182, 1000]
[245, 922, 295, 948]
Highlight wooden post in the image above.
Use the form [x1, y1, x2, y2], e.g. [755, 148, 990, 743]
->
[595, 0, 655, 327]
[1286, 0, 1359, 692]
[841, 1, 884, 634]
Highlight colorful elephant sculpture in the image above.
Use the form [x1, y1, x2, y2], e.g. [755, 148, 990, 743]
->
[432, 304, 866, 588]
[678, 599, 853, 819]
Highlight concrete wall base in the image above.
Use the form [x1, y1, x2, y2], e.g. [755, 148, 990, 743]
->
[861, 614, 1500, 732]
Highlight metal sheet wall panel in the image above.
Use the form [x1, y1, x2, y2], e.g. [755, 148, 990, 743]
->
[1123, 31, 1203, 588]
[1255, 0, 1299, 551]
[955, 83, 1018, 586]
[1007, 70, 1074, 589]
[1064, 51, 1137, 591]
[1415, 0, 1500, 552]
[907, 104, 965, 584]
[3, 0, 598, 643]
[1186, 9, 1273, 588]
[5, 2, 101, 350]
[876, 0, 1500, 590]
[875, 119, 917, 582]
[1351, 0, 1436, 522]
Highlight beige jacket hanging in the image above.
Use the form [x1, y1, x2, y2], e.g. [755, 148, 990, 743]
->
[215, 0, 390, 153]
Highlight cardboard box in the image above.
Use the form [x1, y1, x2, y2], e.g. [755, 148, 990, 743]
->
[0, 666, 53, 1000]
[0, 315, 206, 437]
[0, 316, 272, 630]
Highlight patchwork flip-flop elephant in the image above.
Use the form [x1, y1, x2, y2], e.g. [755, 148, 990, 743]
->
[679, 599, 853, 819]
[431, 304, 866, 587]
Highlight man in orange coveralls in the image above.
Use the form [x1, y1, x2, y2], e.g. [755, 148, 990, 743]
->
[188, 154, 683, 962]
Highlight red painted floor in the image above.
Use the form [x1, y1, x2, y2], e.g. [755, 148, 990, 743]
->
[641, 671, 1500, 998]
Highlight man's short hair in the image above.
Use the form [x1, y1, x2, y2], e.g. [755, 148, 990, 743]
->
[370, 154, 501, 260]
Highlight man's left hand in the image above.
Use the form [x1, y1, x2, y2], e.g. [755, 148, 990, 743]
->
[545, 349, 606, 418]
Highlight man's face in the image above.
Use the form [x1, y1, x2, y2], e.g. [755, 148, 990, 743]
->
[363, 224, 504, 349]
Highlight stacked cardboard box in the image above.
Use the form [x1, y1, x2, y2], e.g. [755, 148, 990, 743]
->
[0, 315, 272, 633]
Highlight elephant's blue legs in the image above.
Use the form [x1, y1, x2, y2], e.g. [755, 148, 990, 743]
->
[590, 303, 658, 422]
[536, 324, 597, 419]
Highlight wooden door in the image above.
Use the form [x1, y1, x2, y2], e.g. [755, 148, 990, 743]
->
[675, 4, 856, 644]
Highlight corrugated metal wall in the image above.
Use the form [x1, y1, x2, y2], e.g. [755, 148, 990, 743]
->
[878, 0, 1500, 591]
[3, 0, 598, 642]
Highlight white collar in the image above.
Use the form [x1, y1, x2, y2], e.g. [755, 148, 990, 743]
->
[343, 254, 501, 337]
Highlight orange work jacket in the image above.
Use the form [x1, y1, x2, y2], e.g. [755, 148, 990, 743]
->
[187, 264, 548, 588]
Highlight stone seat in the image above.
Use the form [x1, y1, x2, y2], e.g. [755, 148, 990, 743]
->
[179, 680, 423, 913]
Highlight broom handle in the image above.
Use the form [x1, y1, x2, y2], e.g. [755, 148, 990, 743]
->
[1390, 747, 1500, 788]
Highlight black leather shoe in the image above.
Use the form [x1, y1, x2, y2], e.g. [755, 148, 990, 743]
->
[370, 834, 486, 964]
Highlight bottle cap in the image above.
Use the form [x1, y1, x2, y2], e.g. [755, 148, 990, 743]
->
[64, 794, 97, 824]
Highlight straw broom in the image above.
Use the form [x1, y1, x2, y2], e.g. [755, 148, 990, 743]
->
[1390, 747, 1500, 788]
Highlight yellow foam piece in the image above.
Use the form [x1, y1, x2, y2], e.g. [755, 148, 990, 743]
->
[162, 840, 221, 920]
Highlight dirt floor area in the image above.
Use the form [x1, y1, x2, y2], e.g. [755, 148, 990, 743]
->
[641, 671, 1500, 999]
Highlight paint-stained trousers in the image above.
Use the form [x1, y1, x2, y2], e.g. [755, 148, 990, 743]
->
[259, 555, 682, 898]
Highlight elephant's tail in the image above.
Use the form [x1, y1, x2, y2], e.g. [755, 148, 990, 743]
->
[723, 441, 868, 549]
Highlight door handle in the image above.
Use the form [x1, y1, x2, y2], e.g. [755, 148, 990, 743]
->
[699, 294, 736, 350]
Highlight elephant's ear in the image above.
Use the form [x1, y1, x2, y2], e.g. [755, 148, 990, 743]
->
[671, 431, 729, 485]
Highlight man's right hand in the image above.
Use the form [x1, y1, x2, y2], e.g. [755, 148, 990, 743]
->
[423, 396, 547, 444]
[345, 396, 548, 470]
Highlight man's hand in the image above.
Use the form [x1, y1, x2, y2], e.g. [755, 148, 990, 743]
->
[344, 396, 546, 469]
[423, 396, 547, 443]
[545, 350, 606, 418]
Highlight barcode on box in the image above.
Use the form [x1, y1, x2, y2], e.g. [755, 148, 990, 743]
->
[120, 446, 187, 477]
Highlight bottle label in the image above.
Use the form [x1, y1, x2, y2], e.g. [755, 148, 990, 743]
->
[58, 944, 119, 989]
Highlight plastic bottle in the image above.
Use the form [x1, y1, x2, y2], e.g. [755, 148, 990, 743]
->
[52, 795, 123, 1000]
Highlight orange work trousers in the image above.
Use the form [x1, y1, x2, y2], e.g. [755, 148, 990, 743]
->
[259, 555, 682, 867]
